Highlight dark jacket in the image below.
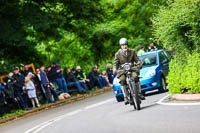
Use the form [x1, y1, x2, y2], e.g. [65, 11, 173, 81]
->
[114, 49, 142, 77]
[50, 66, 63, 79]
[12, 73, 24, 92]
[65, 72, 77, 83]
[106, 68, 113, 82]
[75, 71, 86, 80]
[106, 68, 113, 77]
[88, 70, 99, 88]
[40, 71, 49, 85]
[148, 46, 157, 52]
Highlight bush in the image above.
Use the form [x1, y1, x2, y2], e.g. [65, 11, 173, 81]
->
[152, 0, 200, 53]
[167, 51, 200, 94]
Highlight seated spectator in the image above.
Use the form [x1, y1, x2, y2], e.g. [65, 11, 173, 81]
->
[12, 67, 29, 110]
[148, 42, 157, 52]
[97, 67, 108, 87]
[25, 73, 40, 108]
[88, 66, 107, 89]
[51, 62, 68, 94]
[102, 71, 112, 87]
[73, 66, 89, 91]
[106, 64, 114, 84]
[64, 68, 87, 93]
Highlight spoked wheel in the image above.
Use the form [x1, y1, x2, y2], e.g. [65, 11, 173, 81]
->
[129, 80, 141, 110]
[129, 92, 136, 109]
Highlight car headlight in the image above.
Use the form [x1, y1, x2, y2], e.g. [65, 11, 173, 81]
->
[145, 70, 156, 78]
[113, 78, 120, 85]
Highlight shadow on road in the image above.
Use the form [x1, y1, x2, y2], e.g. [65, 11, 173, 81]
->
[144, 90, 167, 97]
[140, 103, 158, 110]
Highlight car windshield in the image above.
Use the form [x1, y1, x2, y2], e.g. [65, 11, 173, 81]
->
[139, 53, 157, 67]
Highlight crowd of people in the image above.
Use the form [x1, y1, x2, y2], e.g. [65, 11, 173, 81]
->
[0, 62, 115, 116]
[0, 42, 157, 116]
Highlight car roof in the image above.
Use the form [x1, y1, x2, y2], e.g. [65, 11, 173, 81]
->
[138, 49, 164, 56]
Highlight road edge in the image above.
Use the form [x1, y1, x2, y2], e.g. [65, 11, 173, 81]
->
[0, 87, 113, 126]
[157, 94, 200, 106]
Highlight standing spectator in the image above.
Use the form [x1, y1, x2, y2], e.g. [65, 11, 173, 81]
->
[74, 66, 89, 91]
[2, 73, 20, 111]
[106, 64, 114, 84]
[46, 66, 59, 101]
[137, 45, 145, 55]
[40, 66, 56, 103]
[12, 67, 29, 110]
[21, 65, 33, 81]
[0, 83, 6, 116]
[148, 42, 157, 52]
[34, 69, 46, 102]
[50, 62, 68, 94]
[25, 73, 40, 108]
[88, 66, 104, 89]
[64, 68, 87, 93]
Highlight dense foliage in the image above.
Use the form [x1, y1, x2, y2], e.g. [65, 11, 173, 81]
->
[167, 51, 200, 94]
[152, 0, 200, 53]
[0, 0, 166, 74]
[152, 0, 200, 94]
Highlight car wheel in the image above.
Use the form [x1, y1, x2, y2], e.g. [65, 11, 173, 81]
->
[116, 96, 124, 102]
[159, 76, 167, 93]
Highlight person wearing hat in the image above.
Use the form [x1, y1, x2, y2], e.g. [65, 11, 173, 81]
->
[12, 67, 29, 110]
[64, 68, 87, 93]
[113, 38, 145, 105]
[75, 66, 89, 91]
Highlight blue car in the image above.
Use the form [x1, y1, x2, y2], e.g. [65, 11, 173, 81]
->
[113, 49, 173, 102]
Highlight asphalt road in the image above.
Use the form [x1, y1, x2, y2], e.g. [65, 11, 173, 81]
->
[0, 91, 200, 133]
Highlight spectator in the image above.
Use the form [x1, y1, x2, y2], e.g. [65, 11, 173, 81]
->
[88, 66, 104, 89]
[34, 69, 46, 102]
[46, 66, 59, 101]
[148, 42, 157, 52]
[64, 68, 87, 93]
[0, 84, 6, 116]
[137, 45, 145, 55]
[97, 67, 108, 87]
[73, 67, 89, 91]
[12, 67, 29, 110]
[106, 64, 114, 84]
[102, 71, 112, 87]
[40, 66, 56, 103]
[21, 65, 33, 80]
[50, 62, 68, 94]
[25, 73, 40, 108]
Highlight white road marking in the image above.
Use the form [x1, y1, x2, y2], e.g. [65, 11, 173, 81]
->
[157, 94, 200, 106]
[24, 98, 115, 133]
[84, 99, 115, 109]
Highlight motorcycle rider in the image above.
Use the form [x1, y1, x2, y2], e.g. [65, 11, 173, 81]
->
[113, 38, 145, 105]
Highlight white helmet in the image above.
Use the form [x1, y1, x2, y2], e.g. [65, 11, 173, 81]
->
[119, 38, 128, 45]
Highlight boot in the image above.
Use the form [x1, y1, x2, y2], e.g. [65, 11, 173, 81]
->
[139, 94, 145, 100]
[124, 97, 129, 105]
